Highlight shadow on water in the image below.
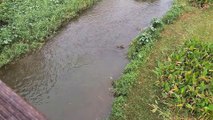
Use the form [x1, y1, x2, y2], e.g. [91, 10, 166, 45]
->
[0, 0, 172, 120]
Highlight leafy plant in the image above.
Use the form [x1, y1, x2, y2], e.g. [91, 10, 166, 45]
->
[155, 40, 213, 119]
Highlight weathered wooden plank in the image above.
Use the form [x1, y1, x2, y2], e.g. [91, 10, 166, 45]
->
[0, 80, 47, 120]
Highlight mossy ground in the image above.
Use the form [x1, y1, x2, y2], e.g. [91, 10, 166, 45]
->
[111, 1, 213, 120]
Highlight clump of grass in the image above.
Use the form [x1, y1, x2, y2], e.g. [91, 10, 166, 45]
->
[128, 18, 164, 59]
[155, 40, 213, 119]
[0, 0, 98, 67]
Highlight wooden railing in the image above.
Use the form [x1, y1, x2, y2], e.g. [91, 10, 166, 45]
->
[0, 80, 47, 120]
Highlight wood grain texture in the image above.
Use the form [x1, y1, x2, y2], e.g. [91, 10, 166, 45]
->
[0, 80, 47, 120]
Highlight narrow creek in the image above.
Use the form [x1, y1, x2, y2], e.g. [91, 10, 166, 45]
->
[0, 0, 172, 120]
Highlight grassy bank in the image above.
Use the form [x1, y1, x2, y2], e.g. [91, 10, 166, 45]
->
[110, 0, 213, 119]
[0, 0, 98, 67]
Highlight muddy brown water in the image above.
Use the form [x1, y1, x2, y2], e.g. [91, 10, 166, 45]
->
[0, 0, 172, 120]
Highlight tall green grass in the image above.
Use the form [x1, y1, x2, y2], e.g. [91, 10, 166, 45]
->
[0, 0, 98, 67]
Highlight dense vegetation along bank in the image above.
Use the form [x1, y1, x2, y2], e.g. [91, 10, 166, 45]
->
[110, 0, 213, 120]
[0, 0, 98, 67]
[156, 40, 212, 119]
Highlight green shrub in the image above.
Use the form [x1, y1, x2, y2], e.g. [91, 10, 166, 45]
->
[155, 40, 213, 119]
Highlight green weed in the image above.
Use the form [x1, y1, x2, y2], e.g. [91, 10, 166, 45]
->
[155, 40, 213, 119]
